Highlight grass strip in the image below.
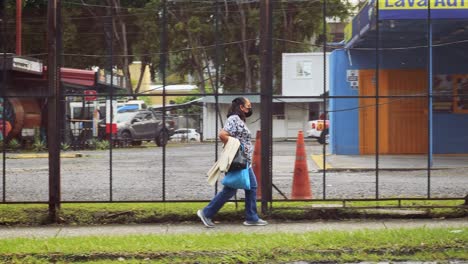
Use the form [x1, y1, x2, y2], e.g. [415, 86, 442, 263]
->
[0, 200, 466, 226]
[0, 227, 466, 263]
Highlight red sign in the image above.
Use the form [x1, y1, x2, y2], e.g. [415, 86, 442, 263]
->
[106, 123, 117, 134]
[84, 90, 97, 101]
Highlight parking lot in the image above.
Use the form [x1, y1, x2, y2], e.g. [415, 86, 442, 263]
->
[1, 141, 467, 202]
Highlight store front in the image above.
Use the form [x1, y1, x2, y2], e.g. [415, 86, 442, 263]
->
[330, 0, 468, 155]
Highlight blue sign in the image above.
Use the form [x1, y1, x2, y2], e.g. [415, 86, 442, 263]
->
[379, 0, 468, 19]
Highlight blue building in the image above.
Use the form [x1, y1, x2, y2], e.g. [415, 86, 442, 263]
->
[330, 0, 468, 155]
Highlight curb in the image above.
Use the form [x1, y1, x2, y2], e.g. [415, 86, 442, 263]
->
[7, 153, 84, 159]
[309, 155, 468, 172]
[315, 167, 454, 172]
[310, 154, 333, 170]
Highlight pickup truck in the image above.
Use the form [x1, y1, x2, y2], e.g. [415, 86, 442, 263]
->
[306, 119, 329, 144]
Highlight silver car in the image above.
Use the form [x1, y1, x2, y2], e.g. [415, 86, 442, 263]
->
[115, 110, 169, 147]
[170, 128, 201, 142]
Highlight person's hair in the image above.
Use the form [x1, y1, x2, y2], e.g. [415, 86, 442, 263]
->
[227, 97, 246, 121]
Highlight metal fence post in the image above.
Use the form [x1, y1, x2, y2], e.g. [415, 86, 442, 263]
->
[15, 0, 21, 56]
[160, 0, 168, 201]
[47, 0, 61, 222]
[375, 0, 380, 200]
[427, 0, 433, 199]
[260, 0, 273, 214]
[322, 0, 327, 200]
[0, 0, 7, 204]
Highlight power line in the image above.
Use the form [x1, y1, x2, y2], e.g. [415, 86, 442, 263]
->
[61, 38, 258, 57]
[274, 92, 441, 114]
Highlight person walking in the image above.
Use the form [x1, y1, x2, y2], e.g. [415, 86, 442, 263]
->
[197, 97, 268, 228]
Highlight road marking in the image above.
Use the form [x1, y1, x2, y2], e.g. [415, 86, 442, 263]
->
[311, 154, 333, 170]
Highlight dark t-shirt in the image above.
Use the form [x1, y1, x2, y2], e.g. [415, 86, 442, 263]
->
[224, 115, 253, 163]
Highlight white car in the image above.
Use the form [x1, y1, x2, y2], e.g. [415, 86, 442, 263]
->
[306, 119, 329, 144]
[170, 128, 201, 142]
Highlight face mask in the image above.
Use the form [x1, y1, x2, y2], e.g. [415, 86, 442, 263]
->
[245, 109, 253, 118]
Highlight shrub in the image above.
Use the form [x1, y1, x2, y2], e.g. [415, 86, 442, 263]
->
[96, 140, 110, 150]
[61, 143, 70, 151]
[32, 139, 46, 152]
[90, 139, 109, 150]
[8, 138, 20, 150]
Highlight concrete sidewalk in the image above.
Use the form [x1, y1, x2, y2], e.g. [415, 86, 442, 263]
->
[0, 218, 466, 239]
[310, 154, 468, 171]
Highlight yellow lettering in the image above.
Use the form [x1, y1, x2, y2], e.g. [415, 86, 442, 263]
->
[418, 0, 428, 7]
[447, 0, 457, 6]
[395, 0, 405, 6]
[380, 0, 468, 9]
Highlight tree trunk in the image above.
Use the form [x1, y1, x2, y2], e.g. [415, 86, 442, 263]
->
[120, 22, 132, 94]
[186, 30, 206, 94]
[134, 60, 147, 94]
[109, 0, 133, 94]
[202, 49, 215, 93]
[238, 1, 252, 93]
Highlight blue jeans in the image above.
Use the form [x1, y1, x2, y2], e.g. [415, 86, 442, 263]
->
[203, 167, 259, 222]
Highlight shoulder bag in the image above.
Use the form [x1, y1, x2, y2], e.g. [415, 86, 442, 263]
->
[228, 144, 248, 172]
[221, 164, 251, 190]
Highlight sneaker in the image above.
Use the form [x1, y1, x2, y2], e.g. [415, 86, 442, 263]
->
[197, 209, 215, 228]
[243, 219, 268, 226]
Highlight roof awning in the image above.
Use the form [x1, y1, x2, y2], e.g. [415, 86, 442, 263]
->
[151, 98, 204, 111]
[345, 0, 468, 49]
[60, 68, 96, 87]
[200, 95, 323, 104]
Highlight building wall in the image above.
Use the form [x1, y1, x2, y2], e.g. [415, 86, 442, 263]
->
[329, 50, 359, 154]
[202, 103, 309, 140]
[150, 92, 195, 107]
[285, 103, 309, 138]
[433, 113, 468, 154]
[202, 104, 261, 140]
[330, 47, 468, 154]
[282, 53, 330, 96]
[129, 62, 151, 92]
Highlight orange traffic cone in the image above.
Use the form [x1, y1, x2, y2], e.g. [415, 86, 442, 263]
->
[291, 131, 312, 199]
[252, 130, 262, 199]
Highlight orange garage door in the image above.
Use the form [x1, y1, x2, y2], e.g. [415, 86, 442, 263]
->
[359, 69, 428, 154]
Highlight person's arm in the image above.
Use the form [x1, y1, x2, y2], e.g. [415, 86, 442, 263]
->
[218, 129, 230, 144]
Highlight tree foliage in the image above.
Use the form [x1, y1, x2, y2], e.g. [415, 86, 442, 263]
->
[2, 0, 352, 94]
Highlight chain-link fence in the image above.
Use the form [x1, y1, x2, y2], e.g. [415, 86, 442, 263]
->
[0, 1, 466, 217]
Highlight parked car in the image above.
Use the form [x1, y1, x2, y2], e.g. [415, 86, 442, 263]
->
[306, 119, 329, 144]
[115, 110, 170, 147]
[170, 128, 201, 142]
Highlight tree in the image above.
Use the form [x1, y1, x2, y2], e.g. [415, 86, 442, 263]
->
[167, 1, 216, 94]
[7, 0, 352, 95]
[131, 0, 161, 94]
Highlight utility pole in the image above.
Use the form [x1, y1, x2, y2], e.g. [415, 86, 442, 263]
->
[47, 0, 61, 222]
[260, 0, 273, 214]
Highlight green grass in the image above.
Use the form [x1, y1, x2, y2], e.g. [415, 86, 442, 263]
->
[0, 227, 466, 263]
[0, 200, 466, 226]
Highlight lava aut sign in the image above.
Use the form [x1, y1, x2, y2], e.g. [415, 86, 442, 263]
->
[378, 0, 468, 19]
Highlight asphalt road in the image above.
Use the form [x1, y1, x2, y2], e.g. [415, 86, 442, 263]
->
[0, 141, 466, 202]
